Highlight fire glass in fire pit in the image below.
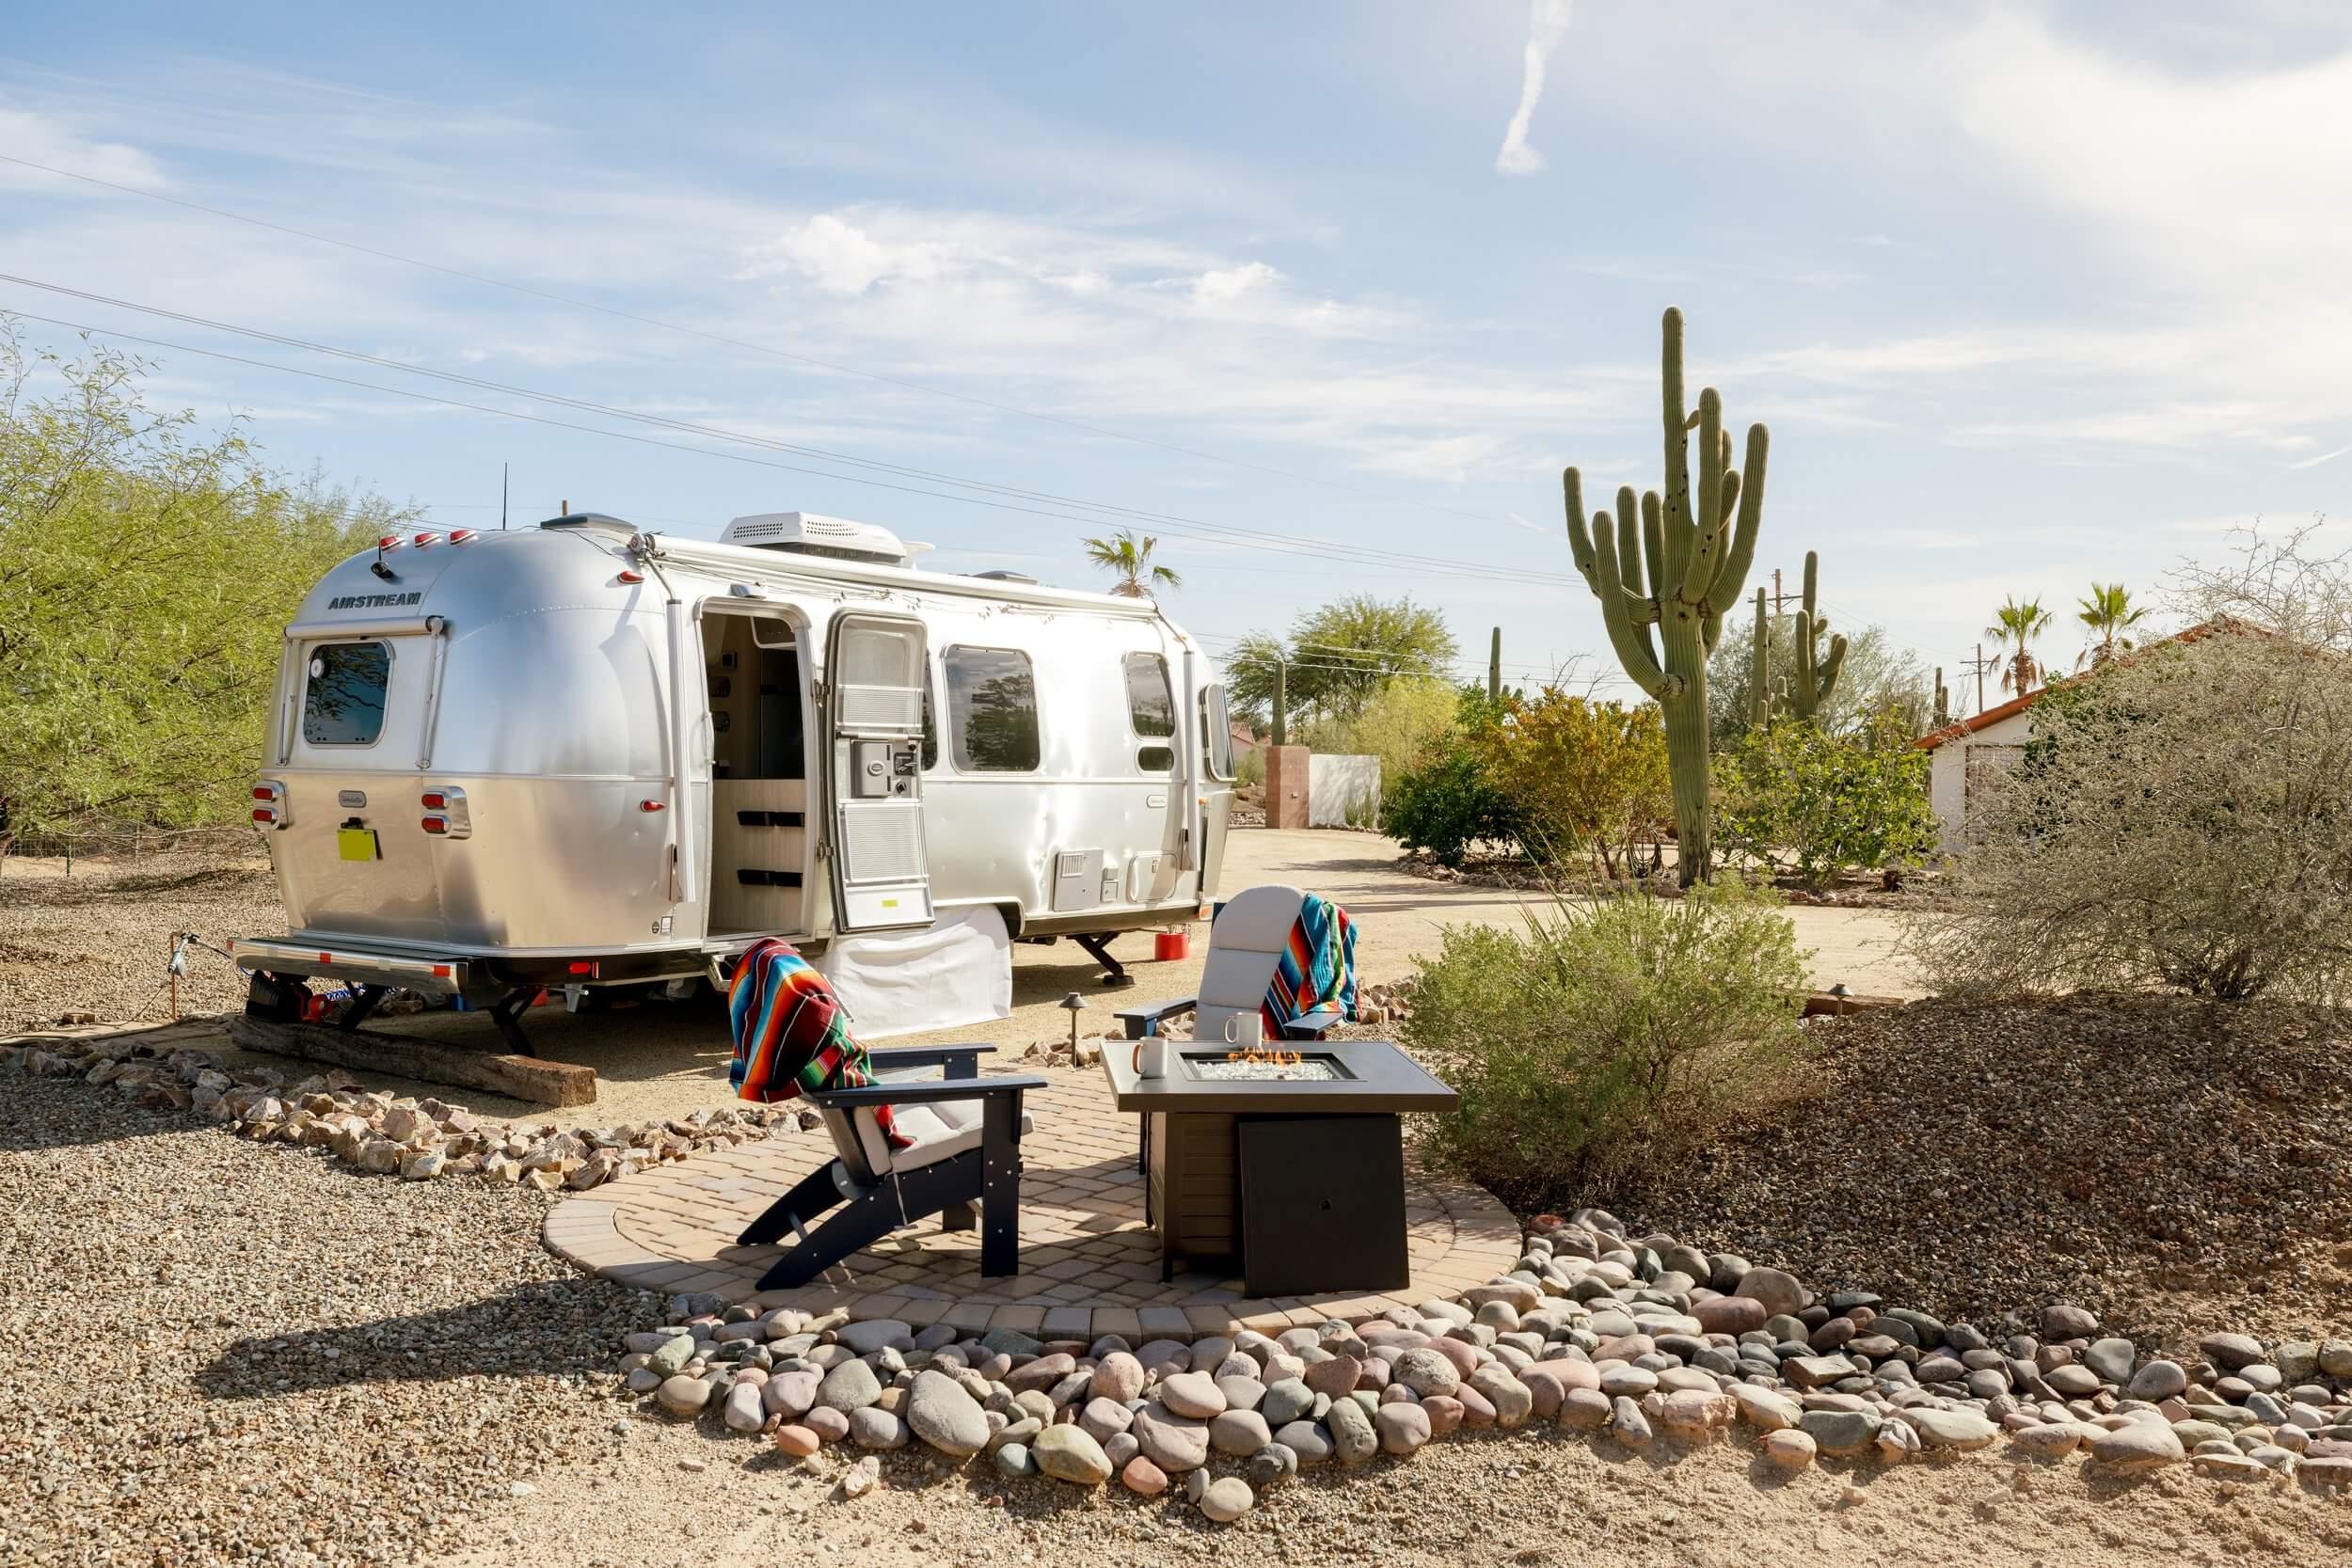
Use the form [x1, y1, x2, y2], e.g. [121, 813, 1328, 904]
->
[1183, 1049, 1355, 1084]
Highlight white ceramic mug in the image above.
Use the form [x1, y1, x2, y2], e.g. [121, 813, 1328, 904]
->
[1222, 1013, 1263, 1051]
[1133, 1036, 1168, 1079]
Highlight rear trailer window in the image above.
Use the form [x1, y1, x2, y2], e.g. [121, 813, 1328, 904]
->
[303, 641, 391, 746]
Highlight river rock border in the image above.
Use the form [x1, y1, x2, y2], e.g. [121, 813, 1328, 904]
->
[615, 1208, 2352, 1525]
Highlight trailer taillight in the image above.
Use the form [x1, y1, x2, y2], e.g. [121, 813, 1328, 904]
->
[639, 799, 666, 812]
[421, 816, 448, 835]
[252, 807, 277, 825]
[567, 961, 598, 976]
[421, 790, 448, 810]
[251, 780, 289, 829]
[419, 785, 471, 839]
[617, 570, 644, 584]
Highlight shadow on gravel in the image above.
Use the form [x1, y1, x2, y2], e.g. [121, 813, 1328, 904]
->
[0, 1078, 202, 1153]
[192, 1275, 648, 1400]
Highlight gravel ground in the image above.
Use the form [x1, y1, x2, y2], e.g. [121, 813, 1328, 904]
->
[0, 852, 283, 1029]
[0, 1073, 656, 1568]
[1615, 993, 2352, 1353]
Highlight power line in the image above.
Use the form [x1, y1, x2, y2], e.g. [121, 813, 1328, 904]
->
[1, 304, 1570, 592]
[0, 150, 1524, 531]
[0, 278, 1581, 592]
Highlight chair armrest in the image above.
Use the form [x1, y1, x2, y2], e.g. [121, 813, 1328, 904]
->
[1279, 1006, 1343, 1040]
[1114, 996, 1199, 1039]
[806, 1074, 1050, 1108]
[866, 1044, 993, 1079]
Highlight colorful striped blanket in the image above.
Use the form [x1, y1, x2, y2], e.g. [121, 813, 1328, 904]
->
[1262, 893, 1357, 1038]
[727, 937, 906, 1148]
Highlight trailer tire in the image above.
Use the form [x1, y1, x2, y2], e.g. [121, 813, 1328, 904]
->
[245, 971, 307, 1022]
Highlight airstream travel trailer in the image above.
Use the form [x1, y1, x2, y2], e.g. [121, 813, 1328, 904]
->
[232, 511, 1237, 1048]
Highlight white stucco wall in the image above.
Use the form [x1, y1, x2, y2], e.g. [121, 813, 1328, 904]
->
[1307, 752, 1382, 829]
[1928, 707, 2037, 847]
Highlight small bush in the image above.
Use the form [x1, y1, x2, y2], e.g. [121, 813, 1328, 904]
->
[1404, 879, 1810, 1209]
[1382, 741, 1518, 866]
[1296, 676, 1461, 794]
[1476, 690, 1672, 879]
[1716, 712, 1938, 887]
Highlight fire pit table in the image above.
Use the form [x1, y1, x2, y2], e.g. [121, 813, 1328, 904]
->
[1098, 1039, 1457, 1296]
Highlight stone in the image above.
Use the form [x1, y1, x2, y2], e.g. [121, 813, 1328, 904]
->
[1730, 1383, 1800, 1432]
[838, 1455, 880, 1498]
[1158, 1370, 1227, 1418]
[834, 1319, 912, 1355]
[1694, 1296, 1768, 1337]
[1326, 1394, 1378, 1465]
[2044, 1364, 2102, 1397]
[2091, 1420, 2185, 1472]
[1375, 1401, 1431, 1455]
[1598, 1364, 1658, 1399]
[772, 1424, 819, 1458]
[656, 1375, 710, 1418]
[1800, 1408, 1882, 1456]
[2084, 1338, 2137, 1385]
[1469, 1366, 1534, 1428]
[1080, 1397, 1135, 1443]
[2126, 1360, 2186, 1402]
[1120, 1456, 1168, 1496]
[2200, 1333, 2266, 1371]
[1261, 1378, 1315, 1427]
[1559, 1386, 1613, 1432]
[723, 1381, 766, 1433]
[1876, 1419, 1921, 1462]
[906, 1370, 990, 1458]
[1092, 1351, 1146, 1404]
[1763, 1429, 1817, 1471]
[1733, 1267, 1806, 1320]
[1210, 1407, 1272, 1456]
[849, 1407, 907, 1449]
[1133, 1404, 1212, 1472]
[2040, 1304, 2099, 1340]
[1006, 1353, 1077, 1394]
[1275, 1419, 1332, 1465]
[993, 1442, 1033, 1479]
[1199, 1476, 1254, 1523]
[1305, 1354, 1362, 1399]
[1782, 1355, 1855, 1390]
[1611, 1396, 1652, 1449]
[1032, 1425, 1113, 1485]
[1392, 1347, 1461, 1398]
[1906, 1407, 1999, 1451]
[649, 1334, 696, 1377]
[803, 1406, 850, 1444]
[817, 1359, 882, 1413]
[2011, 1422, 2088, 1460]
[2318, 1340, 2352, 1380]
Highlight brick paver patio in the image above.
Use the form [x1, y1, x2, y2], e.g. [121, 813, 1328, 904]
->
[542, 1065, 1521, 1341]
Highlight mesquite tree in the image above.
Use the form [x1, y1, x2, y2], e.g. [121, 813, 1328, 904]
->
[1565, 308, 1766, 884]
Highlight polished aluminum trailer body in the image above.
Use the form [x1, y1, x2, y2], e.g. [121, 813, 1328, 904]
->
[235, 515, 1234, 1006]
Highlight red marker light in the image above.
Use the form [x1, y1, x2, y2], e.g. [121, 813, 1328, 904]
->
[251, 807, 276, 824]
[448, 529, 476, 545]
[252, 785, 274, 800]
[421, 790, 448, 810]
[377, 534, 403, 551]
[412, 531, 440, 547]
[616, 570, 644, 584]
[421, 816, 448, 835]
[638, 799, 667, 812]
[566, 961, 596, 976]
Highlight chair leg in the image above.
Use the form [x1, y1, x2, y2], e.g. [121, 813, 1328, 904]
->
[979, 1093, 1024, 1276]
[755, 1190, 910, 1290]
[939, 1200, 976, 1232]
[737, 1162, 849, 1246]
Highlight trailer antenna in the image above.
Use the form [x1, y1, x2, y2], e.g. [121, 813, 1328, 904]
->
[501, 462, 508, 530]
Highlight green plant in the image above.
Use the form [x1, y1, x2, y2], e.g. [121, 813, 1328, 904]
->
[1405, 879, 1810, 1208]
[1295, 675, 1460, 794]
[1565, 308, 1768, 884]
[1987, 594, 2052, 695]
[1477, 689, 1671, 879]
[1710, 615, 1932, 744]
[1784, 551, 1847, 724]
[1716, 714, 1939, 888]
[1223, 594, 1457, 726]
[2075, 582, 2151, 669]
[1382, 740, 1518, 867]
[1081, 529, 1180, 597]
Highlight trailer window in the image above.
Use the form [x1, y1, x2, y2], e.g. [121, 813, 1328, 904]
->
[302, 641, 391, 747]
[1200, 684, 1235, 782]
[1123, 653, 1175, 772]
[943, 646, 1040, 771]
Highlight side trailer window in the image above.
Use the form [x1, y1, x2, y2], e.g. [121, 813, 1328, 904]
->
[302, 641, 391, 746]
[943, 645, 1040, 771]
[1123, 653, 1175, 772]
[1200, 684, 1235, 782]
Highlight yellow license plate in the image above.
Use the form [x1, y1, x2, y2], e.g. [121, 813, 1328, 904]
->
[336, 827, 381, 863]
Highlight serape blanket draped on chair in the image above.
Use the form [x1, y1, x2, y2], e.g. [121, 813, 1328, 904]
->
[1261, 893, 1357, 1038]
[727, 936, 907, 1148]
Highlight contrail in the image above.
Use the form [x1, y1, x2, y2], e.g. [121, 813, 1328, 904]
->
[2286, 443, 2350, 471]
[1496, 0, 1574, 176]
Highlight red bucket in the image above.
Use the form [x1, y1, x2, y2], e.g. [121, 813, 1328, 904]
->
[1153, 930, 1190, 962]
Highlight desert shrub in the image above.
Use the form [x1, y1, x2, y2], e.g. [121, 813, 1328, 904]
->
[1405, 879, 1810, 1208]
[1477, 690, 1672, 878]
[1903, 528, 2352, 1006]
[1233, 747, 1264, 790]
[1382, 740, 1518, 866]
[1716, 711, 1938, 887]
[1296, 675, 1461, 793]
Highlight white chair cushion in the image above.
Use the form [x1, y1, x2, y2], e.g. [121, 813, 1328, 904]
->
[853, 1097, 1033, 1176]
[1212, 884, 1305, 951]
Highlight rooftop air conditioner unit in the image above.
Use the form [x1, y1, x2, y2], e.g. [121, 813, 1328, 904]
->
[718, 512, 930, 568]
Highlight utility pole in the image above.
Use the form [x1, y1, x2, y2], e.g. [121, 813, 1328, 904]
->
[1487, 627, 1502, 703]
[1270, 660, 1287, 748]
[1963, 642, 1995, 715]
[501, 462, 509, 530]
[1769, 567, 1794, 619]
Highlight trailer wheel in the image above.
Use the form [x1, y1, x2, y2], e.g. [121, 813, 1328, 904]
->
[245, 971, 307, 1022]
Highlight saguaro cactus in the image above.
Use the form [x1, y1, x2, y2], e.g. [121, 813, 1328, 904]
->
[1565, 308, 1767, 885]
[1933, 666, 1951, 728]
[1750, 585, 1772, 728]
[1785, 551, 1848, 724]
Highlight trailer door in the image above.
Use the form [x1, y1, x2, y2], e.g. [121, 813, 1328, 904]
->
[824, 611, 935, 932]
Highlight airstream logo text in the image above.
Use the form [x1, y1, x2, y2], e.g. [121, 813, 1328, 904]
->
[326, 592, 422, 610]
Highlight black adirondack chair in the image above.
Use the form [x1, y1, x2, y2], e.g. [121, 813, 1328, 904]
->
[735, 1044, 1046, 1289]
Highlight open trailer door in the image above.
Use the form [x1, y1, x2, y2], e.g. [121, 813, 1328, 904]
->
[824, 610, 934, 932]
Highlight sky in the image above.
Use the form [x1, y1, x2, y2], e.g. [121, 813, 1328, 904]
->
[5, 0, 2350, 710]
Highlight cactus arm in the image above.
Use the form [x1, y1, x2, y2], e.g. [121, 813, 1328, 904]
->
[1718, 466, 1740, 534]
[1658, 309, 1692, 590]
[1817, 631, 1849, 697]
[1613, 486, 1644, 597]
[1681, 388, 1727, 604]
[1751, 586, 1771, 728]
[1641, 490, 1666, 609]
[1589, 515, 1676, 699]
[1564, 467, 1598, 593]
[1701, 609, 1723, 656]
[1791, 608, 1819, 717]
[1705, 423, 1769, 611]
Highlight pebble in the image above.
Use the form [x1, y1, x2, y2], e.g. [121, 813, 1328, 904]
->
[1375, 1401, 1432, 1455]
[1763, 1429, 1817, 1471]
[1159, 1370, 1227, 1418]
[2091, 1420, 2186, 1472]
[906, 1370, 990, 1458]
[773, 1424, 819, 1458]
[1198, 1476, 1254, 1524]
[838, 1455, 880, 1498]
[1121, 1456, 1168, 1495]
[1031, 1425, 1113, 1485]
[656, 1374, 711, 1418]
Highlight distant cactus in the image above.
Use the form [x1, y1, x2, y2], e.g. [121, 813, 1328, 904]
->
[1750, 586, 1772, 728]
[1785, 551, 1847, 724]
[1565, 308, 1767, 885]
[1933, 666, 1951, 728]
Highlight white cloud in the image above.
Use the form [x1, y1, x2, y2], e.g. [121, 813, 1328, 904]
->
[1190, 261, 1279, 306]
[0, 105, 167, 189]
[1495, 0, 1573, 176]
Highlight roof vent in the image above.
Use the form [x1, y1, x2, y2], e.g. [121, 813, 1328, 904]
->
[718, 512, 928, 568]
[974, 569, 1040, 585]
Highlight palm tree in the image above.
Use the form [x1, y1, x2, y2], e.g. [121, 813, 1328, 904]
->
[1986, 594, 2052, 697]
[2075, 582, 2150, 669]
[1082, 530, 1181, 598]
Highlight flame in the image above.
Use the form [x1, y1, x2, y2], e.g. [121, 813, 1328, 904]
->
[1226, 1045, 1304, 1069]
